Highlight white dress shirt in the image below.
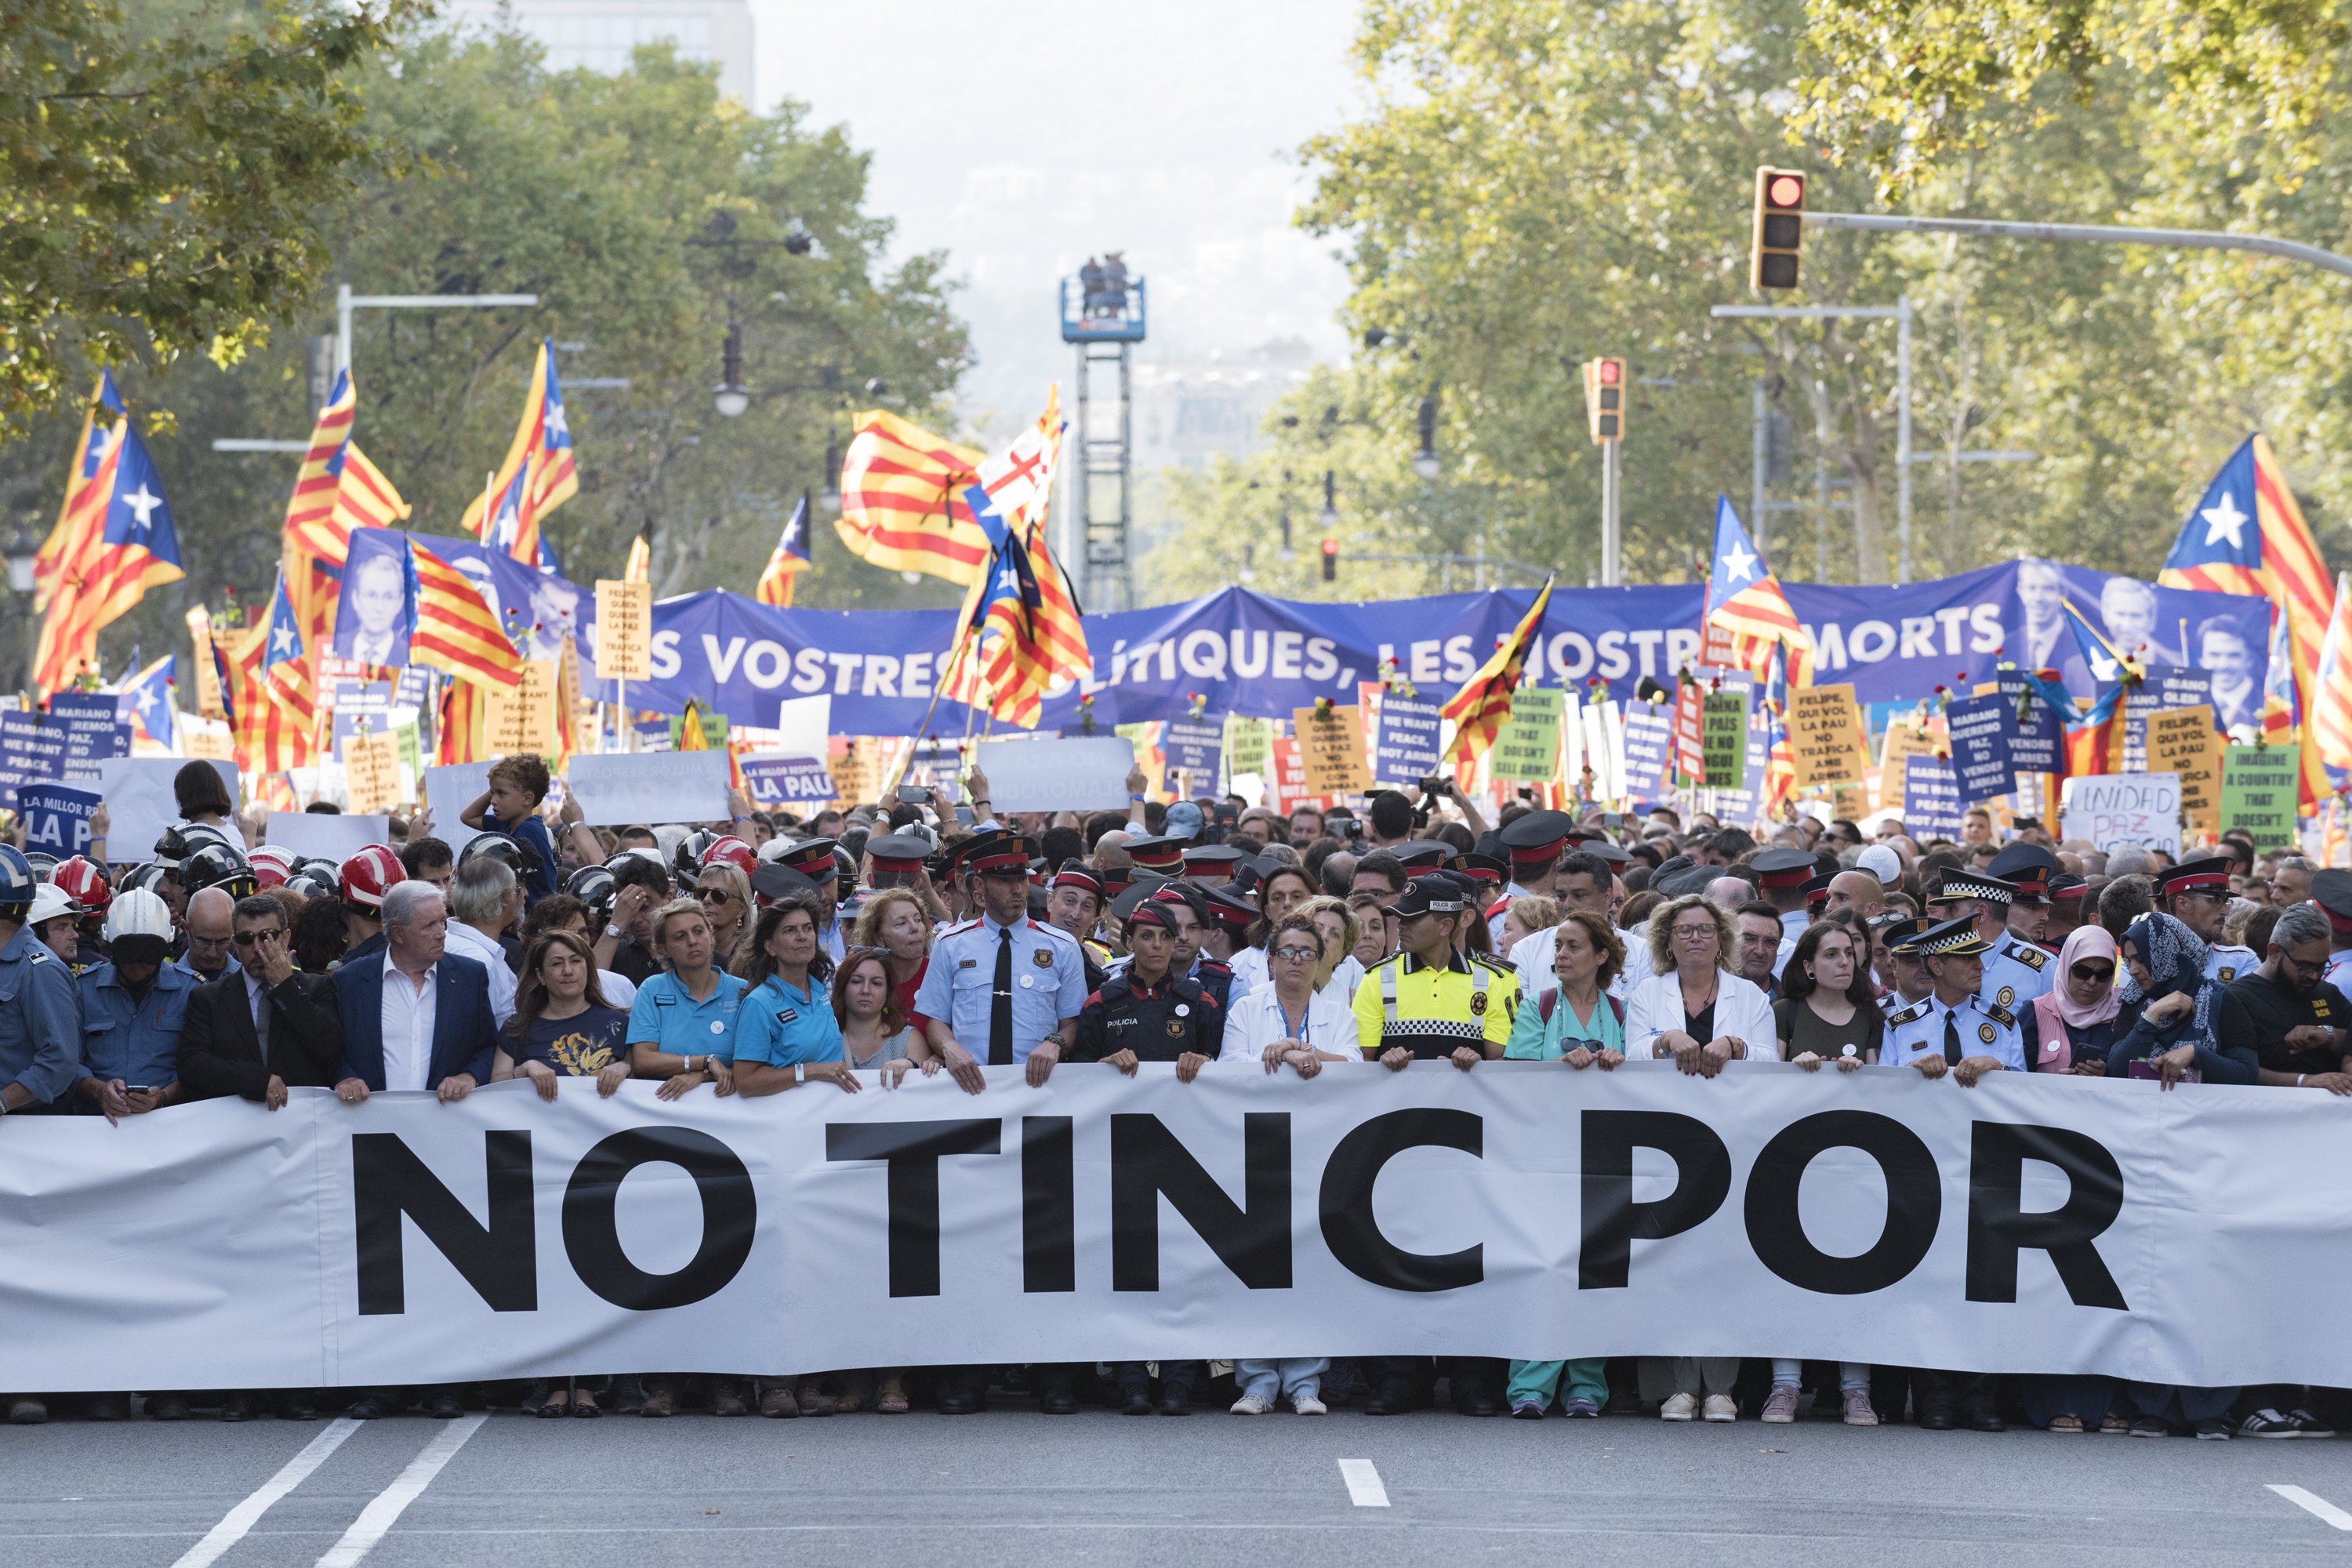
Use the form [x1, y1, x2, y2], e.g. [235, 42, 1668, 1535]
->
[1229, 945, 1269, 996]
[1219, 983, 1357, 1062]
[445, 920, 517, 1030]
[599, 968, 637, 1008]
[1623, 968, 1779, 1062]
[380, 953, 437, 1091]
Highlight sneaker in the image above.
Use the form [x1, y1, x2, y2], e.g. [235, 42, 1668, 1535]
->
[2290, 1409, 2337, 1438]
[1842, 1388, 1878, 1427]
[1509, 1400, 1545, 1420]
[1702, 1395, 1738, 1424]
[2239, 1407, 2300, 1438]
[1760, 1385, 1799, 1424]
[2194, 1418, 2232, 1440]
[1293, 1395, 1327, 1417]
[2129, 1416, 2171, 1438]
[1563, 1397, 1602, 1418]
[1230, 1394, 1272, 1415]
[1660, 1392, 1697, 1421]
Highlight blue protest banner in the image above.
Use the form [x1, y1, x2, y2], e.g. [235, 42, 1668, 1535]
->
[740, 755, 837, 806]
[17, 783, 99, 858]
[1996, 672, 2064, 774]
[1369, 698, 1443, 787]
[0, 712, 72, 808]
[1904, 756, 1964, 840]
[1620, 702, 1675, 797]
[1161, 720, 1223, 786]
[1944, 695, 2015, 804]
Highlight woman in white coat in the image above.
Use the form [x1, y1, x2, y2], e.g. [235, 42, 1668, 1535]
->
[1621, 892, 1779, 1422]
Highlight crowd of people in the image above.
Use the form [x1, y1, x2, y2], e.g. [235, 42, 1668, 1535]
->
[2, 758, 2346, 1437]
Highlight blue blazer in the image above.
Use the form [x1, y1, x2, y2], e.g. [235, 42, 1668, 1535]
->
[331, 952, 499, 1091]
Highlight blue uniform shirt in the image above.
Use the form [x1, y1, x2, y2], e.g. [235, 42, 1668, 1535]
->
[913, 915, 1087, 1063]
[481, 808, 560, 904]
[0, 924, 82, 1106]
[625, 971, 748, 1064]
[1884, 992, 2026, 1072]
[731, 974, 844, 1068]
[1978, 938, 2056, 1014]
[78, 958, 196, 1090]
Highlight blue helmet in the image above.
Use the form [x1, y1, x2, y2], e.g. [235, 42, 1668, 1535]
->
[0, 844, 34, 909]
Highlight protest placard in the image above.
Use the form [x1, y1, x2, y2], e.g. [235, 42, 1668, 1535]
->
[482, 660, 561, 757]
[182, 717, 234, 760]
[267, 812, 394, 862]
[0, 711, 71, 808]
[1944, 693, 2014, 804]
[774, 695, 832, 760]
[972, 735, 1135, 811]
[1618, 701, 1675, 796]
[344, 730, 404, 816]
[2123, 668, 2213, 771]
[1225, 714, 1272, 782]
[593, 580, 652, 681]
[740, 755, 839, 807]
[18, 783, 99, 858]
[1700, 688, 1748, 789]
[1292, 705, 1372, 795]
[1490, 688, 1563, 786]
[568, 751, 731, 825]
[1270, 736, 1307, 809]
[2147, 705, 2220, 836]
[2220, 745, 2299, 848]
[419, 762, 491, 855]
[1370, 696, 1443, 788]
[1788, 684, 1865, 788]
[829, 739, 883, 808]
[100, 759, 237, 862]
[1671, 681, 1706, 784]
[1876, 720, 1942, 813]
[1160, 720, 1223, 792]
[1995, 670, 2065, 775]
[1902, 756, 1963, 841]
[2061, 773, 2183, 856]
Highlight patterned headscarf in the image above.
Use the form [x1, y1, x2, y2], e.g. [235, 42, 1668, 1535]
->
[2121, 911, 2214, 1047]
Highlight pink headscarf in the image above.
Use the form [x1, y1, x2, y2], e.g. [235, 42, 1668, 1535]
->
[2029, 925, 2121, 1071]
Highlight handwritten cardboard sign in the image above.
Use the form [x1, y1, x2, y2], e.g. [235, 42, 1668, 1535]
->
[2146, 705, 2220, 836]
[1788, 684, 1865, 789]
[593, 580, 652, 681]
[2061, 772, 2182, 856]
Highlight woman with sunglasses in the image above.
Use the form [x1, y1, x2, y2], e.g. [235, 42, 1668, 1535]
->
[2023, 926, 2127, 1076]
[693, 862, 756, 968]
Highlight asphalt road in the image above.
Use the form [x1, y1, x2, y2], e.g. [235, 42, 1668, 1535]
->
[8, 1399, 2352, 1568]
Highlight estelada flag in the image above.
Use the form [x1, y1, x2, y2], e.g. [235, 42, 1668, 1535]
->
[243, 572, 318, 771]
[755, 495, 812, 608]
[2159, 434, 2332, 696]
[1442, 575, 1555, 764]
[35, 372, 123, 614]
[1700, 496, 1813, 685]
[459, 339, 577, 565]
[37, 417, 184, 693]
[833, 409, 989, 586]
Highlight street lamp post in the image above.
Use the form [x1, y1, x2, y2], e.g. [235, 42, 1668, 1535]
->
[3, 524, 39, 689]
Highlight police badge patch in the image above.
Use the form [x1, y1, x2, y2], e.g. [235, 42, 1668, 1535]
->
[1471, 993, 1487, 1015]
[1996, 985, 2016, 1008]
[1033, 948, 1054, 967]
[1979, 1022, 1997, 1044]
[2219, 967, 2238, 983]
[1167, 1019, 1185, 1037]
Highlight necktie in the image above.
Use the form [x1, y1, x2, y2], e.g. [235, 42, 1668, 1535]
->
[1943, 1009, 1962, 1065]
[252, 982, 270, 1051]
[990, 927, 1015, 1065]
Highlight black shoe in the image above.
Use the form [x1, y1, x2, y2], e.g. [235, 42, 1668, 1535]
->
[1120, 1392, 1155, 1416]
[220, 1395, 255, 1423]
[1457, 1397, 1502, 1417]
[427, 1394, 465, 1419]
[347, 1396, 394, 1420]
[936, 1392, 984, 1416]
[147, 1395, 191, 1421]
[279, 1398, 318, 1421]
[1918, 1405, 1956, 1431]
[1038, 1390, 1078, 1415]
[1363, 1386, 1416, 1416]
[1157, 1391, 1192, 1416]
[1965, 1408, 2007, 1433]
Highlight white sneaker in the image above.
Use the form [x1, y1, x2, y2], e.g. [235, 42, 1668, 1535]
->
[1293, 1395, 1328, 1416]
[1702, 1395, 1738, 1423]
[1230, 1394, 1272, 1415]
[1660, 1392, 1697, 1421]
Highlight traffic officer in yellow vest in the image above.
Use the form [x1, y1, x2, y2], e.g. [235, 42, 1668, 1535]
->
[1352, 877, 1519, 1067]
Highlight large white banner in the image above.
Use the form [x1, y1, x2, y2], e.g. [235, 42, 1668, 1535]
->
[3, 1063, 2349, 1392]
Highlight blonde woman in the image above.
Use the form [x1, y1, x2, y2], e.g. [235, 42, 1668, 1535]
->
[851, 887, 934, 1024]
[1500, 895, 1560, 955]
[1295, 895, 1365, 1002]
[693, 861, 756, 968]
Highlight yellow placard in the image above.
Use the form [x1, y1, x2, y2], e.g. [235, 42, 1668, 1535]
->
[1877, 721, 1944, 812]
[2147, 705, 2220, 835]
[1291, 705, 1372, 796]
[346, 729, 403, 815]
[481, 659, 561, 756]
[1788, 684, 1866, 789]
[594, 580, 652, 681]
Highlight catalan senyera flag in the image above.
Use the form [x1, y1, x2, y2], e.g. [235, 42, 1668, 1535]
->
[459, 339, 577, 565]
[397, 532, 524, 689]
[755, 495, 812, 608]
[1700, 496, 1813, 686]
[2159, 433, 2332, 704]
[623, 534, 651, 585]
[969, 391, 1088, 681]
[243, 574, 318, 771]
[2310, 575, 2352, 791]
[36, 372, 125, 614]
[834, 409, 990, 585]
[35, 418, 185, 693]
[1441, 575, 1556, 764]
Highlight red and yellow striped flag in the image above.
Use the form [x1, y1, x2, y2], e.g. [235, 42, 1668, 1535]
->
[35, 373, 123, 613]
[1442, 575, 1555, 764]
[408, 535, 524, 689]
[459, 339, 577, 564]
[833, 409, 990, 585]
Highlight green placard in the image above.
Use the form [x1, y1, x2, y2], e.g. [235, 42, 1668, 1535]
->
[1701, 691, 1748, 789]
[1491, 687, 1565, 784]
[671, 709, 730, 750]
[2221, 744, 2299, 847]
[394, 721, 421, 777]
[1225, 713, 1272, 781]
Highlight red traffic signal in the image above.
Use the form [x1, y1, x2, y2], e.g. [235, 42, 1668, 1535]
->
[1583, 358, 1625, 443]
[1595, 359, 1621, 387]
[1751, 165, 1806, 291]
[1320, 537, 1338, 581]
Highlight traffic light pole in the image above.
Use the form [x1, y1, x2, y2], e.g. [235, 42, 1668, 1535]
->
[1600, 439, 1621, 586]
[1802, 211, 2352, 281]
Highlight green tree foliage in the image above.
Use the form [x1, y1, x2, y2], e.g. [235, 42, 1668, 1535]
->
[0, 0, 415, 426]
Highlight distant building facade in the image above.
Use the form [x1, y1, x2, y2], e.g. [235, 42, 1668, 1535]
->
[1133, 339, 1315, 473]
[442, 0, 754, 103]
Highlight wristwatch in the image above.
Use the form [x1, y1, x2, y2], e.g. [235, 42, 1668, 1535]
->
[793, 1062, 806, 1086]
[685, 1054, 704, 1075]
[604, 923, 623, 939]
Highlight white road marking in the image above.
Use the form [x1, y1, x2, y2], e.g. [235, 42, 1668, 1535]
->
[2270, 1484, 2352, 1531]
[314, 1416, 486, 1568]
[1337, 1457, 1390, 1508]
[170, 1419, 361, 1568]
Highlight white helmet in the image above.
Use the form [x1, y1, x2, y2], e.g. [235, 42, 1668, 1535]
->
[102, 888, 175, 944]
[27, 882, 77, 927]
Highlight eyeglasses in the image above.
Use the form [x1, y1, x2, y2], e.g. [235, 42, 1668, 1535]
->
[230, 929, 279, 947]
[1671, 924, 1718, 942]
[697, 887, 735, 904]
[1269, 946, 1319, 963]
[2069, 962, 2114, 982]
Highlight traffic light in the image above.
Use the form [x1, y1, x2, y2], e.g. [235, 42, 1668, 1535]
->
[1320, 536, 1338, 581]
[1751, 165, 1806, 290]
[1582, 358, 1625, 443]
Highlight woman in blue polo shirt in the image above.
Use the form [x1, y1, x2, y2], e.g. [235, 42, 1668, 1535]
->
[626, 899, 748, 1102]
[731, 893, 855, 1094]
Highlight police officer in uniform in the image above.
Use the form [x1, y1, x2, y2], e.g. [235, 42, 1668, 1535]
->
[2314, 869, 2352, 999]
[1987, 843, 2061, 949]
[1044, 862, 1115, 989]
[1348, 876, 1518, 1417]
[1879, 915, 2024, 1432]
[1930, 868, 2053, 1014]
[1490, 810, 1576, 942]
[1753, 848, 1816, 942]
[2154, 857, 2257, 991]
[0, 844, 80, 1119]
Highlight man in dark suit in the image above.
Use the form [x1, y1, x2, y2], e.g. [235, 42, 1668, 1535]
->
[328, 878, 499, 1420]
[178, 895, 345, 1110]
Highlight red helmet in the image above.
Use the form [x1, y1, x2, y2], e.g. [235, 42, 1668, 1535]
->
[339, 844, 406, 911]
[249, 845, 297, 888]
[702, 834, 757, 875]
[52, 855, 110, 916]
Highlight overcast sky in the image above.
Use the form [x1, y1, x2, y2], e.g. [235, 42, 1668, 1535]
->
[751, 0, 1364, 441]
